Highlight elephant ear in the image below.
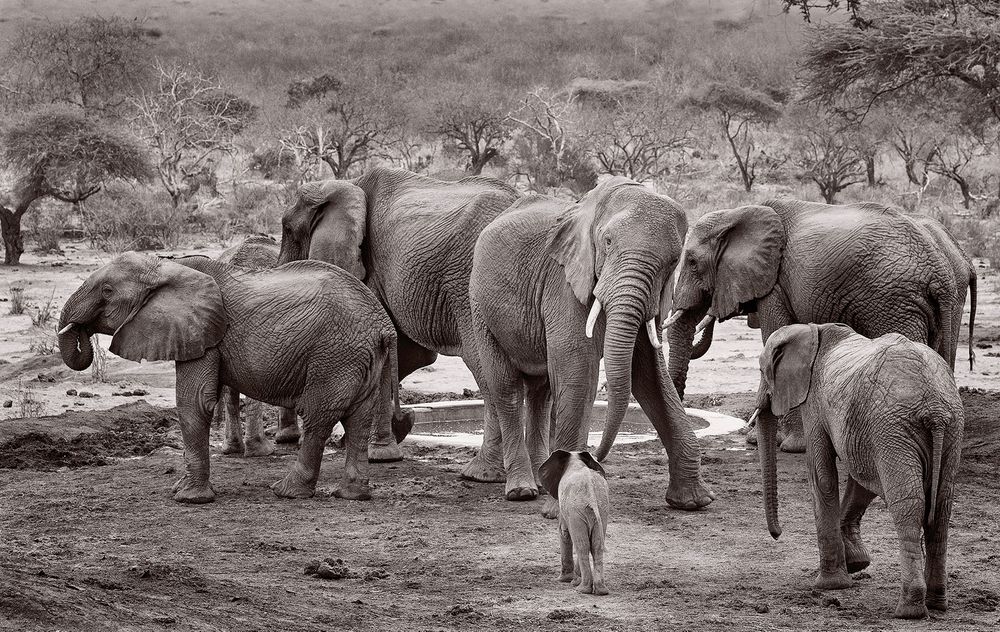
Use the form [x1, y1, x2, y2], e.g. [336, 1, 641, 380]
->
[578, 451, 607, 480]
[298, 179, 368, 280]
[539, 449, 572, 499]
[760, 324, 819, 416]
[700, 205, 786, 321]
[110, 258, 227, 363]
[546, 177, 641, 304]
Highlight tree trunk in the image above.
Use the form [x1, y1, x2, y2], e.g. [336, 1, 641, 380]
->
[865, 154, 876, 187]
[468, 147, 498, 176]
[958, 178, 972, 209]
[1, 206, 25, 266]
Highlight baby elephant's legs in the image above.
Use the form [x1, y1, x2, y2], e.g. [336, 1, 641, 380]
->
[558, 522, 576, 583]
[242, 398, 275, 457]
[271, 411, 337, 499]
[332, 406, 373, 500]
[806, 433, 852, 590]
[172, 354, 221, 504]
[568, 521, 594, 594]
[219, 386, 244, 455]
[589, 527, 608, 595]
[840, 476, 876, 572]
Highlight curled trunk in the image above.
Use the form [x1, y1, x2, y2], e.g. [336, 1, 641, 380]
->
[58, 326, 94, 371]
[666, 304, 709, 399]
[58, 290, 100, 371]
[757, 408, 782, 539]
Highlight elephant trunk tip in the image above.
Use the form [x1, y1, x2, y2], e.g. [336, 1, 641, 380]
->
[769, 527, 782, 540]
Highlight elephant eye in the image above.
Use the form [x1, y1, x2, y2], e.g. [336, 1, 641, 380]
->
[604, 235, 613, 246]
[101, 284, 113, 299]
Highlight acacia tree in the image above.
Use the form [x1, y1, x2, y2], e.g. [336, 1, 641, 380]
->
[131, 61, 256, 208]
[927, 123, 990, 209]
[683, 82, 782, 191]
[280, 72, 401, 179]
[0, 108, 150, 264]
[1, 16, 151, 118]
[428, 87, 512, 175]
[795, 1, 1000, 123]
[789, 106, 867, 203]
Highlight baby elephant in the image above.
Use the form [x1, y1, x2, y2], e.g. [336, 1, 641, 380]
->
[58, 252, 398, 504]
[539, 450, 610, 595]
[752, 323, 963, 619]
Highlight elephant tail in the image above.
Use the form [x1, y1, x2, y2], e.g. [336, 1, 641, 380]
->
[968, 268, 977, 371]
[926, 420, 945, 527]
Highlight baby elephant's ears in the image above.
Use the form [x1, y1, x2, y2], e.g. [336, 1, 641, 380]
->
[578, 451, 607, 479]
[539, 450, 572, 500]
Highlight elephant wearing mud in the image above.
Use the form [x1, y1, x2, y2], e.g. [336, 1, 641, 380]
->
[214, 235, 300, 456]
[751, 323, 963, 619]
[469, 178, 713, 511]
[666, 200, 975, 453]
[277, 166, 522, 477]
[58, 252, 397, 504]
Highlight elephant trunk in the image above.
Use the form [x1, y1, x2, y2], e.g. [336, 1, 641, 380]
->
[594, 270, 655, 461]
[755, 407, 782, 539]
[666, 303, 709, 399]
[276, 230, 304, 267]
[58, 290, 99, 371]
[690, 315, 716, 361]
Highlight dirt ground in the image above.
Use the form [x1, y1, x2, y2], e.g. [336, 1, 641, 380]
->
[1, 243, 998, 631]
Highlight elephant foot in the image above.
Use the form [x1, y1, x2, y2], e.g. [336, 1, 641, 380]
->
[576, 582, 595, 594]
[558, 572, 574, 583]
[392, 409, 414, 444]
[814, 570, 853, 590]
[591, 580, 609, 596]
[842, 525, 871, 573]
[271, 471, 316, 499]
[541, 496, 559, 520]
[664, 477, 716, 510]
[926, 590, 948, 612]
[505, 484, 538, 502]
[459, 453, 506, 483]
[779, 431, 806, 453]
[894, 599, 929, 620]
[171, 476, 215, 504]
[367, 442, 404, 463]
[274, 425, 301, 445]
[221, 438, 245, 455]
[243, 436, 275, 458]
[570, 576, 581, 587]
[332, 479, 372, 501]
[745, 422, 759, 446]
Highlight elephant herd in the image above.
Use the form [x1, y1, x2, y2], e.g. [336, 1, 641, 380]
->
[56, 167, 976, 619]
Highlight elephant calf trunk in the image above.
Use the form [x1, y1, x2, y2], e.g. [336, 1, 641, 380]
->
[753, 408, 782, 539]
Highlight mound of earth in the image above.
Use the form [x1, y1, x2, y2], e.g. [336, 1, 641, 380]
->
[0, 401, 179, 470]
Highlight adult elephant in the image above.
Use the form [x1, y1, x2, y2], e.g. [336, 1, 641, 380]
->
[665, 200, 975, 452]
[469, 178, 714, 509]
[277, 167, 520, 478]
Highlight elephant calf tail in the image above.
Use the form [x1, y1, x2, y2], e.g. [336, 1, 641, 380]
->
[926, 420, 946, 527]
[968, 268, 977, 371]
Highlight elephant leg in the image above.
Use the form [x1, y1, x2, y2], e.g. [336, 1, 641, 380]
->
[558, 521, 575, 582]
[524, 375, 552, 486]
[332, 399, 374, 501]
[569, 520, 594, 594]
[840, 476, 876, 573]
[368, 331, 435, 462]
[631, 339, 715, 510]
[172, 353, 220, 504]
[273, 384, 352, 498]
[481, 334, 535, 500]
[219, 386, 245, 456]
[590, 526, 608, 596]
[880, 465, 929, 619]
[925, 479, 954, 612]
[806, 429, 852, 590]
[274, 407, 301, 445]
[242, 398, 275, 457]
[459, 339, 506, 484]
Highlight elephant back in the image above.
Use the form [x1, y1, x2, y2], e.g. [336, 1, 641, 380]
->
[219, 235, 279, 271]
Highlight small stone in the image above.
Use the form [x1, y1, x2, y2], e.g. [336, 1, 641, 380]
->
[131, 388, 148, 396]
[78, 391, 96, 398]
[66, 389, 77, 396]
[2, 400, 12, 408]
[822, 596, 841, 608]
[754, 603, 769, 614]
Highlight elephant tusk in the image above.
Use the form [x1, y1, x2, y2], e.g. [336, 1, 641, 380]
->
[747, 408, 760, 428]
[58, 323, 75, 335]
[646, 319, 663, 349]
[585, 299, 602, 338]
[662, 309, 685, 329]
[695, 314, 716, 334]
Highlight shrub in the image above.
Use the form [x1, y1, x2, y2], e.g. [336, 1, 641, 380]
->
[84, 185, 185, 252]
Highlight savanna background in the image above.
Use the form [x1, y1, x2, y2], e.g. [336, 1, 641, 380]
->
[0, 1, 998, 631]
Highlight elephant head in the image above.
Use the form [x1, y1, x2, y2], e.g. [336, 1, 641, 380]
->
[546, 177, 688, 460]
[58, 252, 227, 370]
[276, 179, 367, 280]
[666, 205, 787, 398]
